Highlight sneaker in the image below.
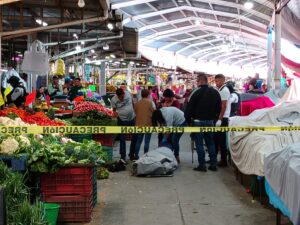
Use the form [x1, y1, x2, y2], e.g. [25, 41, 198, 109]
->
[175, 156, 180, 164]
[217, 161, 228, 167]
[193, 165, 207, 172]
[208, 165, 218, 171]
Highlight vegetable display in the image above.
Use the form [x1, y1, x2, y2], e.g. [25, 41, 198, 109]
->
[68, 110, 117, 126]
[23, 136, 107, 173]
[74, 101, 115, 117]
[0, 108, 65, 126]
[0, 162, 46, 225]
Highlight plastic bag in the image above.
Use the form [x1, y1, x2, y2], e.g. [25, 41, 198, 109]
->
[21, 40, 50, 75]
[54, 58, 65, 76]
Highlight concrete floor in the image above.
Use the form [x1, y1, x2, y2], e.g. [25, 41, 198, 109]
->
[88, 133, 276, 225]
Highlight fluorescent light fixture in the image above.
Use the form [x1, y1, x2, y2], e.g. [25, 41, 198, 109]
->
[244, 1, 253, 9]
[110, 54, 116, 58]
[81, 41, 85, 45]
[122, 62, 126, 65]
[115, 61, 121, 64]
[136, 63, 140, 66]
[73, 33, 78, 39]
[109, 60, 113, 63]
[35, 19, 42, 25]
[129, 61, 135, 65]
[0, 0, 21, 6]
[107, 23, 114, 30]
[195, 20, 201, 25]
[103, 44, 109, 50]
[42, 22, 48, 27]
[93, 55, 97, 59]
[91, 49, 95, 53]
[105, 56, 110, 59]
[75, 45, 81, 51]
[78, 0, 85, 8]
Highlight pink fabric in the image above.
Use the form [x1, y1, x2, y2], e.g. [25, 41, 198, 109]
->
[240, 96, 275, 116]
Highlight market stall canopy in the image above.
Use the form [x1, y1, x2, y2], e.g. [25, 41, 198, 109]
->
[111, 0, 273, 69]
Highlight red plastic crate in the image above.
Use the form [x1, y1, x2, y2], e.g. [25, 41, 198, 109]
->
[43, 194, 93, 222]
[40, 166, 93, 195]
[92, 134, 115, 147]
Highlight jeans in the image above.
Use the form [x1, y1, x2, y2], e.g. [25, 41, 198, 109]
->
[193, 120, 217, 167]
[170, 121, 187, 157]
[134, 133, 152, 157]
[117, 118, 137, 159]
[214, 118, 229, 162]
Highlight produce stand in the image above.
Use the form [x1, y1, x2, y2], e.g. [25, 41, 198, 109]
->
[0, 103, 114, 224]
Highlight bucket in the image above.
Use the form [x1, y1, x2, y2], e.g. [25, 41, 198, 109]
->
[44, 203, 60, 225]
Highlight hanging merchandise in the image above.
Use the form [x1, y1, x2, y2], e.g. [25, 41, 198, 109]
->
[21, 40, 50, 75]
[148, 73, 156, 85]
[54, 58, 65, 76]
[84, 64, 92, 82]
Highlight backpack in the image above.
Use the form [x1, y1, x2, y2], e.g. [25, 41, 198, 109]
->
[230, 91, 241, 116]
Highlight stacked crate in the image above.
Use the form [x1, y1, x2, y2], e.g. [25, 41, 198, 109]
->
[40, 166, 94, 223]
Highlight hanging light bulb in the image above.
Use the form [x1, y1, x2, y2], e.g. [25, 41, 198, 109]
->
[244, 1, 253, 9]
[78, 0, 85, 8]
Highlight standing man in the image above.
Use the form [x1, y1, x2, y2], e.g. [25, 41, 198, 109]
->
[47, 76, 62, 100]
[69, 78, 83, 101]
[214, 74, 231, 167]
[134, 89, 155, 159]
[111, 88, 137, 161]
[185, 74, 221, 172]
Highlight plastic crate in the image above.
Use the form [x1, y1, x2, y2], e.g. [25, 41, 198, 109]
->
[92, 134, 115, 147]
[40, 167, 93, 195]
[43, 194, 92, 223]
[102, 146, 113, 162]
[0, 155, 27, 171]
[92, 166, 97, 207]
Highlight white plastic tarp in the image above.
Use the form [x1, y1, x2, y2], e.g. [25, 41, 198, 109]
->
[279, 79, 300, 103]
[264, 142, 300, 225]
[133, 147, 178, 176]
[229, 101, 300, 176]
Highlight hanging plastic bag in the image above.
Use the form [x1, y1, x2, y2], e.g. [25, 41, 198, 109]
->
[54, 58, 65, 76]
[21, 40, 50, 75]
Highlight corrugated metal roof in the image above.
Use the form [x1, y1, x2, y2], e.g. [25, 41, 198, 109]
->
[112, 0, 273, 67]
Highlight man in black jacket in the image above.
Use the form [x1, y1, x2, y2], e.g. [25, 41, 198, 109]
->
[185, 74, 221, 172]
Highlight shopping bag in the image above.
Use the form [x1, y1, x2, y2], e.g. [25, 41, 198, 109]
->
[21, 40, 50, 75]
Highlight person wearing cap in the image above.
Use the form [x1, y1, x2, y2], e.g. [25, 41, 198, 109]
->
[6, 76, 28, 108]
[63, 77, 72, 90]
[47, 75, 62, 100]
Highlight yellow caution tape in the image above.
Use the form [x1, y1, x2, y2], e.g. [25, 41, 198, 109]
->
[0, 126, 300, 134]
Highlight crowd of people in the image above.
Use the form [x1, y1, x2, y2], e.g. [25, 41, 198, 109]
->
[111, 73, 240, 172]
[1, 66, 84, 108]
